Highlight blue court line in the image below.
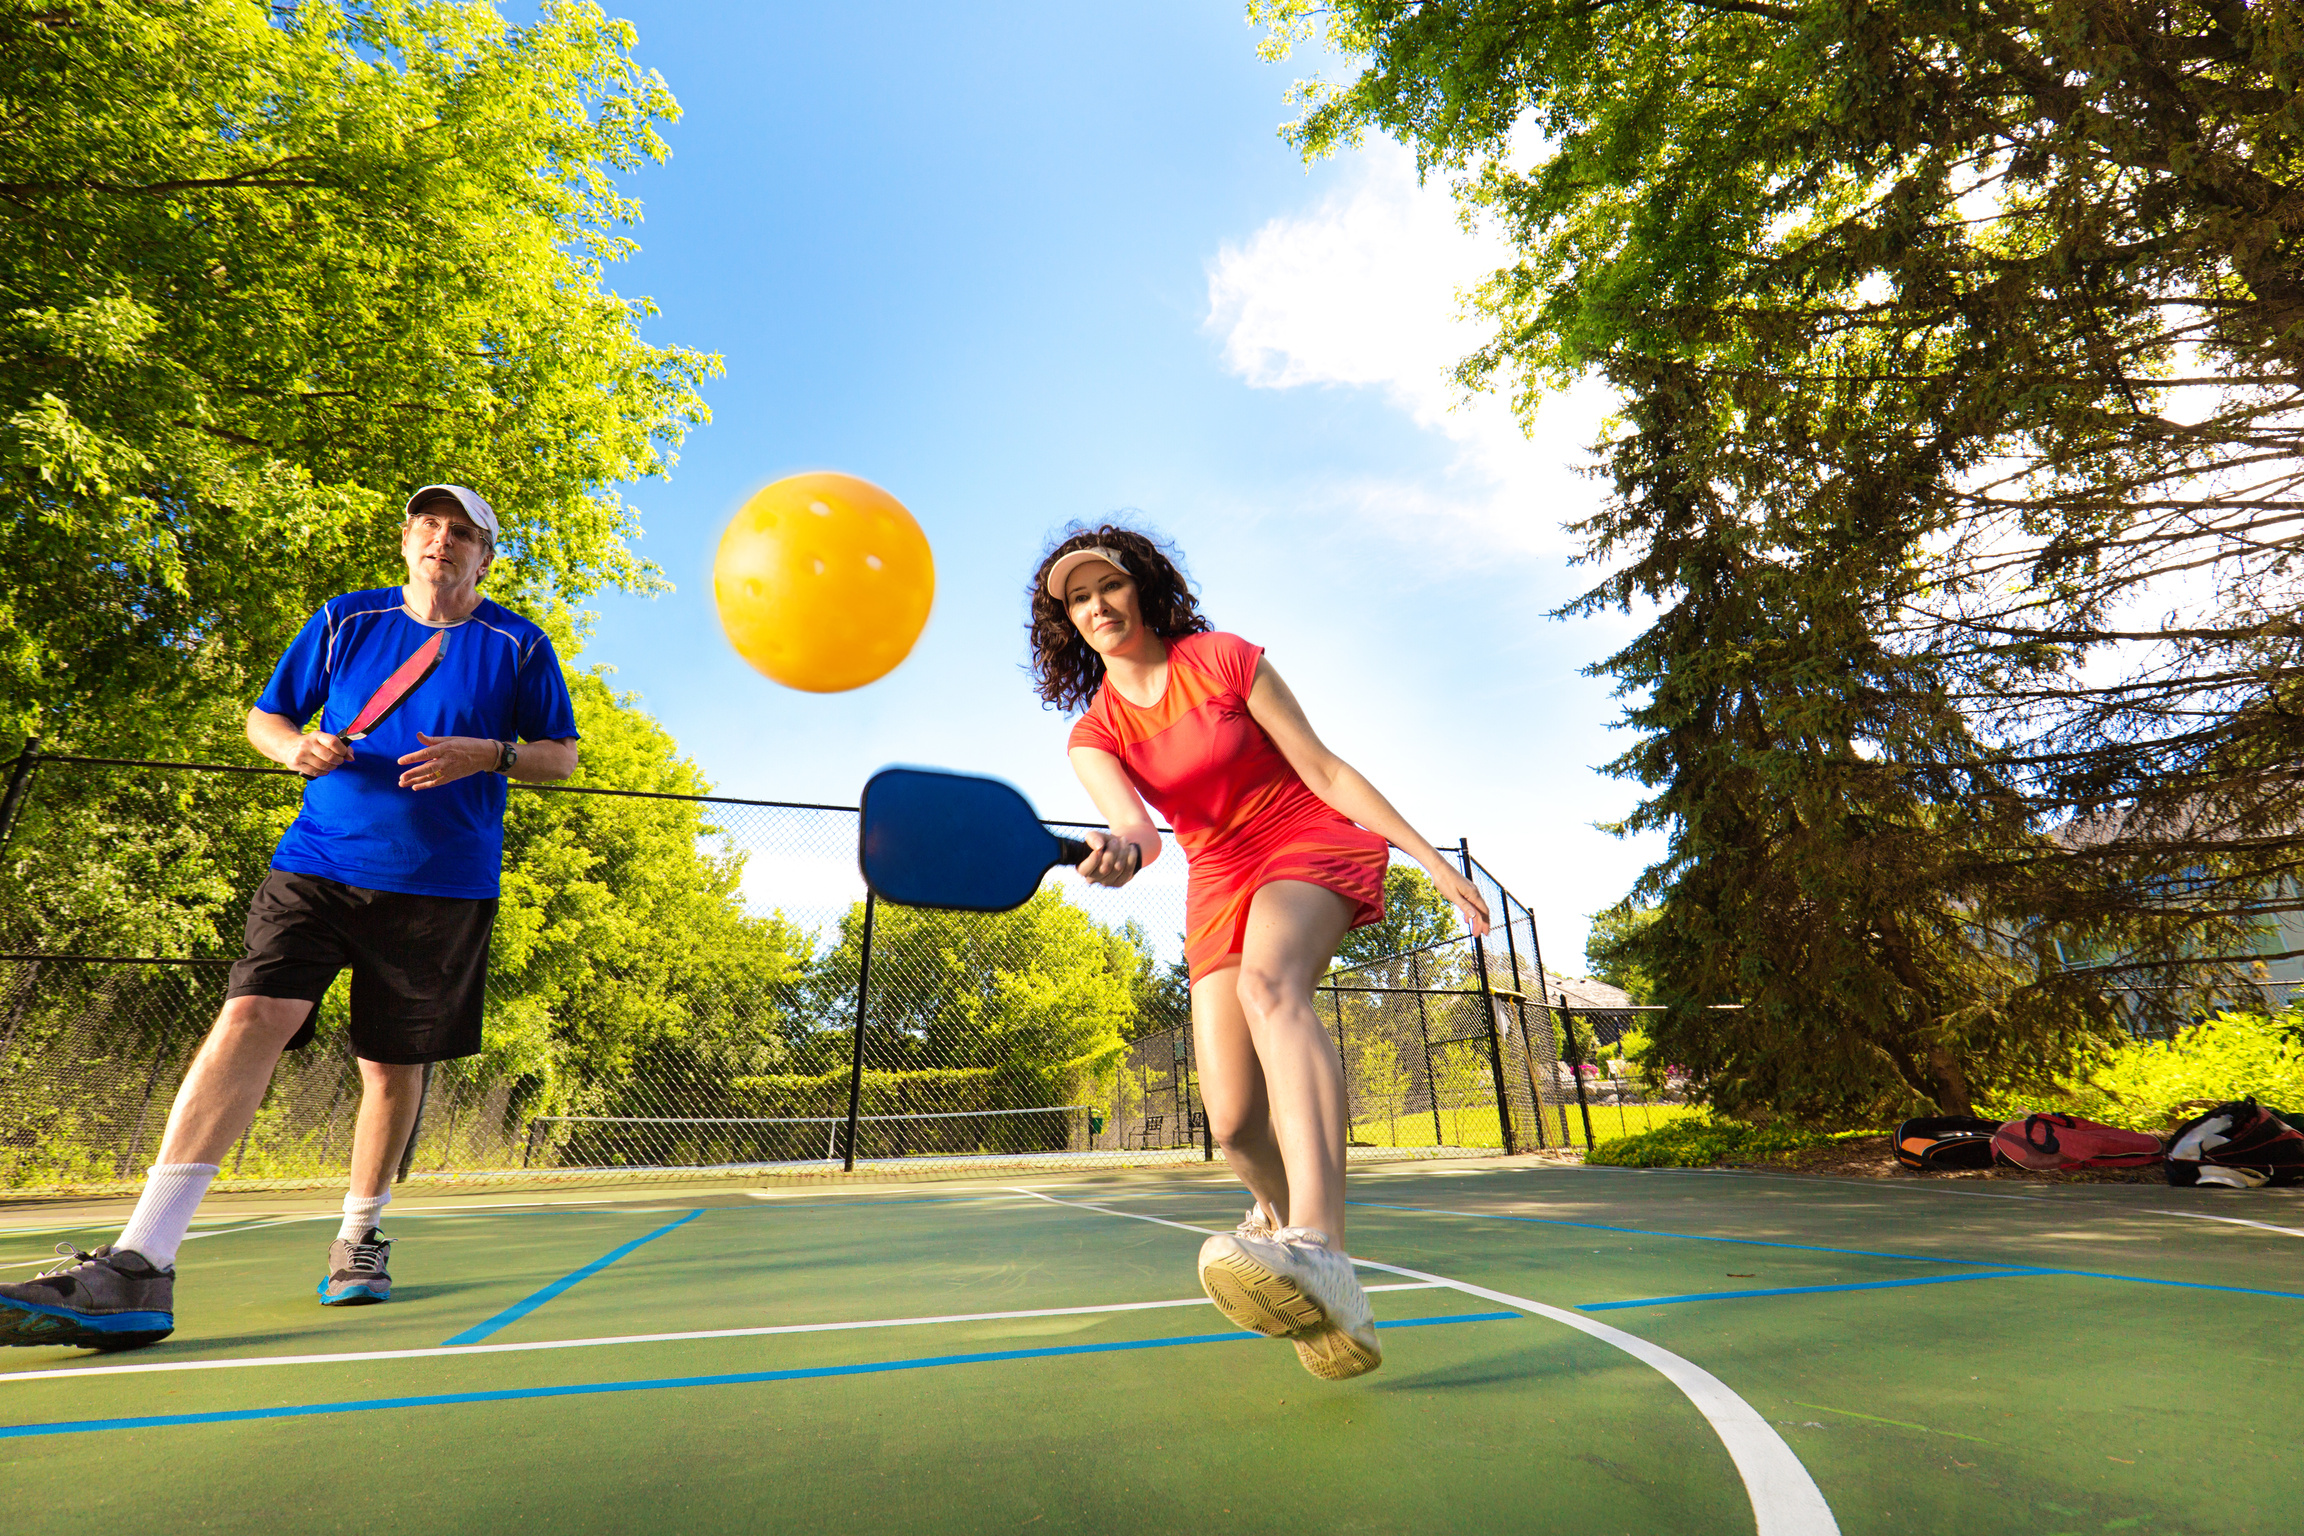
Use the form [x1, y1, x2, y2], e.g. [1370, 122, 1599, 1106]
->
[1580, 1270, 2040, 1310]
[1352, 1201, 2304, 1303]
[440, 1211, 703, 1347]
[2019, 1267, 2304, 1302]
[0, 1312, 1520, 1441]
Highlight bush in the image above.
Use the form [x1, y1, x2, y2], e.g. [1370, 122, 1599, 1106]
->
[1586, 1116, 1876, 1168]
[2032, 1009, 2304, 1132]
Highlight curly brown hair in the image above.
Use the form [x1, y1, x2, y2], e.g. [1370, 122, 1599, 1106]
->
[1027, 522, 1212, 713]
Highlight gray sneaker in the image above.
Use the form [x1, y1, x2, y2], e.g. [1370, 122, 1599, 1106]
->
[0, 1245, 175, 1351]
[317, 1230, 391, 1305]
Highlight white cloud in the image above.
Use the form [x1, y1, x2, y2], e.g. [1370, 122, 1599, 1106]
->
[1205, 140, 1614, 554]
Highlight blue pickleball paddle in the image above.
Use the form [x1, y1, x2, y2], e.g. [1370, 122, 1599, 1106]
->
[859, 767, 1093, 912]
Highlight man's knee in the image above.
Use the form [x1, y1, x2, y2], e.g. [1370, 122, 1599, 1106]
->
[357, 1058, 426, 1093]
[210, 995, 314, 1051]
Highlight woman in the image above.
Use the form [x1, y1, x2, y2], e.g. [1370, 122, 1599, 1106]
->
[1031, 524, 1489, 1381]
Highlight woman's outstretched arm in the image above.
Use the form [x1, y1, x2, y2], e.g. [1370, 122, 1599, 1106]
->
[1067, 746, 1162, 887]
[1245, 659, 1492, 934]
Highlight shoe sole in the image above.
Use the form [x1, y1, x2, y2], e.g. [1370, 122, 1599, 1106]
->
[317, 1279, 390, 1306]
[1293, 1322, 1383, 1381]
[0, 1297, 173, 1352]
[1198, 1237, 1327, 1338]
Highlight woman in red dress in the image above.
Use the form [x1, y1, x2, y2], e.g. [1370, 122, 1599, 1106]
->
[1030, 525, 1489, 1381]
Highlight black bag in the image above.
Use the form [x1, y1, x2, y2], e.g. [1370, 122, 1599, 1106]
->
[1895, 1115, 2002, 1172]
[2165, 1099, 2304, 1189]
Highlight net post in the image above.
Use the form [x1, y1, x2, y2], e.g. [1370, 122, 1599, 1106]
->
[1458, 841, 1518, 1155]
[841, 889, 878, 1173]
[1412, 950, 1443, 1147]
[0, 736, 40, 854]
[1558, 994, 1596, 1150]
[1492, 889, 1547, 1149]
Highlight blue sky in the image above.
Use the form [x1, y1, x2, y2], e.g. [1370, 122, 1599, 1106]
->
[575, 1, 1656, 971]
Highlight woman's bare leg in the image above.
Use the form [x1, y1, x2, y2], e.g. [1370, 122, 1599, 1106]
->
[1192, 969, 1291, 1226]
[1192, 881, 1355, 1243]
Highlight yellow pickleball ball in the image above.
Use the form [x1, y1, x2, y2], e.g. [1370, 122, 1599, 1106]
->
[712, 472, 935, 693]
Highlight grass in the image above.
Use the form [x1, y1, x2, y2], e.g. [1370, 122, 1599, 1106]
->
[1349, 1098, 1703, 1150]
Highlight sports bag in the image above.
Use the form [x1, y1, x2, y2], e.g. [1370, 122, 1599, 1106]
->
[1895, 1115, 2002, 1172]
[2165, 1099, 2304, 1189]
[1992, 1113, 2164, 1171]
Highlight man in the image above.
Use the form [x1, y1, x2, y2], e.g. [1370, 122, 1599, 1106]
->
[0, 485, 579, 1350]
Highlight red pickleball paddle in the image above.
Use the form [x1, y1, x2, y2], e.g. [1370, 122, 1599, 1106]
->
[344, 631, 447, 741]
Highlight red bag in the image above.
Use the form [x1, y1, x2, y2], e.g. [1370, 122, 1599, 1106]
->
[1992, 1113, 2163, 1171]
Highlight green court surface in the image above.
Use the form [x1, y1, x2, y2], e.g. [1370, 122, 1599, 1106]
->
[2, 1160, 2297, 1534]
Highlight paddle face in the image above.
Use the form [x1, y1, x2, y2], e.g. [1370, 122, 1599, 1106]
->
[345, 630, 447, 741]
[860, 767, 1088, 912]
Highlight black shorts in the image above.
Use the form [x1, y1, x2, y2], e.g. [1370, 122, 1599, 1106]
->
[227, 871, 498, 1064]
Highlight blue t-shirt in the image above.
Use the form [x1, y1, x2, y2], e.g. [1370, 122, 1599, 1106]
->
[256, 589, 580, 899]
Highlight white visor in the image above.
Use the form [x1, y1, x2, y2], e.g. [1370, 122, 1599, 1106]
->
[1045, 545, 1133, 600]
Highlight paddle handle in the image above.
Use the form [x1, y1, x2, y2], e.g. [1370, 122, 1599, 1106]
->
[1055, 837, 1143, 876]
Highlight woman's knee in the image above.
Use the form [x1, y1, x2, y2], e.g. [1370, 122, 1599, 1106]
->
[1232, 962, 1304, 1027]
[1204, 1098, 1268, 1152]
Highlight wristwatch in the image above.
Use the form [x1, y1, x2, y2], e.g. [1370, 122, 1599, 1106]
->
[497, 740, 519, 774]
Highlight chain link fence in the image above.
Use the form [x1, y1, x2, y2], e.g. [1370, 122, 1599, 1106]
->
[0, 750, 1584, 1194]
[1547, 1003, 1697, 1147]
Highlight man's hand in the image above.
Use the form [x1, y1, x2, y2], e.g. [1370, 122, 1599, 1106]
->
[397, 733, 501, 791]
[247, 709, 350, 779]
[288, 733, 353, 779]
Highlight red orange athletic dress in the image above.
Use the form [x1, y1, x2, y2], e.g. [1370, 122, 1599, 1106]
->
[1068, 631, 1388, 982]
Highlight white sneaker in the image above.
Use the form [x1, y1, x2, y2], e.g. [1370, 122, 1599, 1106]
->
[1275, 1227, 1382, 1382]
[1197, 1209, 1324, 1339]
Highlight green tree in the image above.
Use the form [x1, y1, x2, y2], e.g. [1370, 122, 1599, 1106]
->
[1584, 904, 1660, 1005]
[801, 888, 1139, 1108]
[1122, 921, 1193, 1043]
[483, 669, 815, 1124]
[1, 0, 716, 750]
[1352, 1030, 1410, 1146]
[1250, 0, 2292, 1114]
[1335, 864, 1457, 969]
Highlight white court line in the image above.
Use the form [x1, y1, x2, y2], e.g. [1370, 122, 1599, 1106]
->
[0, 1215, 327, 1270]
[0, 1284, 1444, 1385]
[0, 1196, 655, 1239]
[2151, 1208, 2304, 1239]
[1007, 1186, 1841, 1536]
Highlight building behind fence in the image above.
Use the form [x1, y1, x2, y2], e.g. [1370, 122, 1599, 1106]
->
[0, 749, 1620, 1193]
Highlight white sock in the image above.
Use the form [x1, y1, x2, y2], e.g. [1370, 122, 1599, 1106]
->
[337, 1190, 390, 1244]
[116, 1163, 219, 1269]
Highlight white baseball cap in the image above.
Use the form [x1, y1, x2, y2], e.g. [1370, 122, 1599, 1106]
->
[1044, 544, 1132, 599]
[404, 484, 500, 544]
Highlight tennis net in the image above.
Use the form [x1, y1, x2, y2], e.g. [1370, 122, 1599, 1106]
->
[519, 1104, 1098, 1171]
